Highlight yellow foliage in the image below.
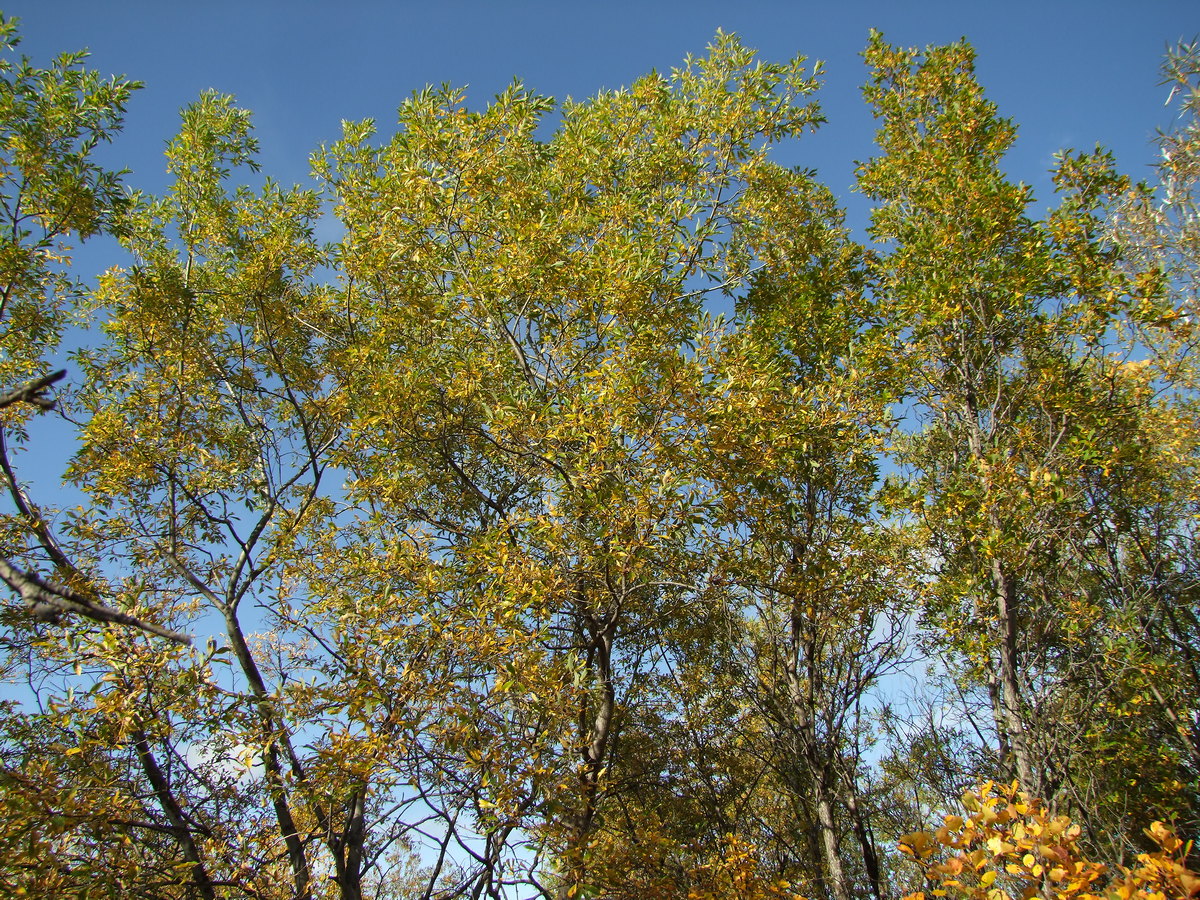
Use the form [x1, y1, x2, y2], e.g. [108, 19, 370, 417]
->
[685, 835, 807, 900]
[900, 783, 1200, 900]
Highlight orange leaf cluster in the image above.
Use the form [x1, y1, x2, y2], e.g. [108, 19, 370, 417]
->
[901, 783, 1200, 900]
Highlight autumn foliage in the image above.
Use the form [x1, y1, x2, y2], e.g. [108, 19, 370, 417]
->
[900, 783, 1200, 900]
[540, 785, 1200, 900]
[1, 12, 1199, 900]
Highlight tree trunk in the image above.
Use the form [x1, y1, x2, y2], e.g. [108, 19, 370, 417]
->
[223, 606, 313, 900]
[333, 787, 366, 900]
[557, 606, 618, 900]
[131, 729, 217, 900]
[963, 394, 1039, 799]
[844, 777, 883, 900]
[814, 781, 850, 900]
[785, 605, 851, 900]
[991, 556, 1039, 798]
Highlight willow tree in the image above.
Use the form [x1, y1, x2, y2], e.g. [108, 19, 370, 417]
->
[0, 15, 178, 640]
[37, 88, 362, 899]
[315, 34, 827, 897]
[1098, 38, 1200, 847]
[859, 31, 1179, 852]
[2, 29, 832, 900]
[685, 182, 908, 900]
[8, 21, 1198, 900]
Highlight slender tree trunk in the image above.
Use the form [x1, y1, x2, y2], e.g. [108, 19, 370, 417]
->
[223, 607, 313, 900]
[814, 780, 850, 900]
[843, 778, 883, 900]
[785, 606, 851, 900]
[334, 787, 366, 900]
[963, 394, 1039, 799]
[131, 730, 217, 900]
[557, 606, 618, 900]
[169, 548, 319, 900]
[991, 557, 1039, 798]
[987, 673, 1012, 775]
[803, 813, 825, 895]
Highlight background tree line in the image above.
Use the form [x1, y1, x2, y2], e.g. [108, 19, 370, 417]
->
[0, 14, 1197, 898]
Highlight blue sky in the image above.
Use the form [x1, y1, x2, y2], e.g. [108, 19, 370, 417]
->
[4, 0, 1197, 223]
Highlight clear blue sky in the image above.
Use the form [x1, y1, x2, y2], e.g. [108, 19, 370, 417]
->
[3, 0, 1197, 222]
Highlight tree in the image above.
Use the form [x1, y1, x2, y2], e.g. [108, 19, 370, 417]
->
[1, 29, 834, 900]
[859, 30, 1195, 857]
[1110, 39, 1200, 384]
[692, 204, 908, 900]
[0, 14, 184, 641]
[315, 35, 825, 896]
[1097, 37, 1200, 848]
[2, 20, 1199, 900]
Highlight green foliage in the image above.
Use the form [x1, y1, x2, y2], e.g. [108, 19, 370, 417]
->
[0, 19, 1197, 900]
[0, 13, 138, 392]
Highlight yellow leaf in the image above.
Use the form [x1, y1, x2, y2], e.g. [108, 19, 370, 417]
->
[901, 831, 933, 856]
[986, 835, 1014, 856]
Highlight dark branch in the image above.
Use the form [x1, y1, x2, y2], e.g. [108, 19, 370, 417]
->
[0, 369, 67, 410]
[0, 557, 191, 645]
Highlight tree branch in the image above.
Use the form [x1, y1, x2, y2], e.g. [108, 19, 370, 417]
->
[0, 557, 190, 644]
[0, 369, 66, 410]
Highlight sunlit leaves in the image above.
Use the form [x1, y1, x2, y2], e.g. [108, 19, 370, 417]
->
[0, 13, 138, 413]
[899, 783, 1200, 900]
[856, 34, 1198, 844]
[2, 20, 1199, 900]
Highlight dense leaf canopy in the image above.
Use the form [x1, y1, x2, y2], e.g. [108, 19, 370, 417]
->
[0, 17, 1198, 900]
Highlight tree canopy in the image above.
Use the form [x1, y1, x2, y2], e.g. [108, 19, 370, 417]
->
[1, 16, 1198, 900]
